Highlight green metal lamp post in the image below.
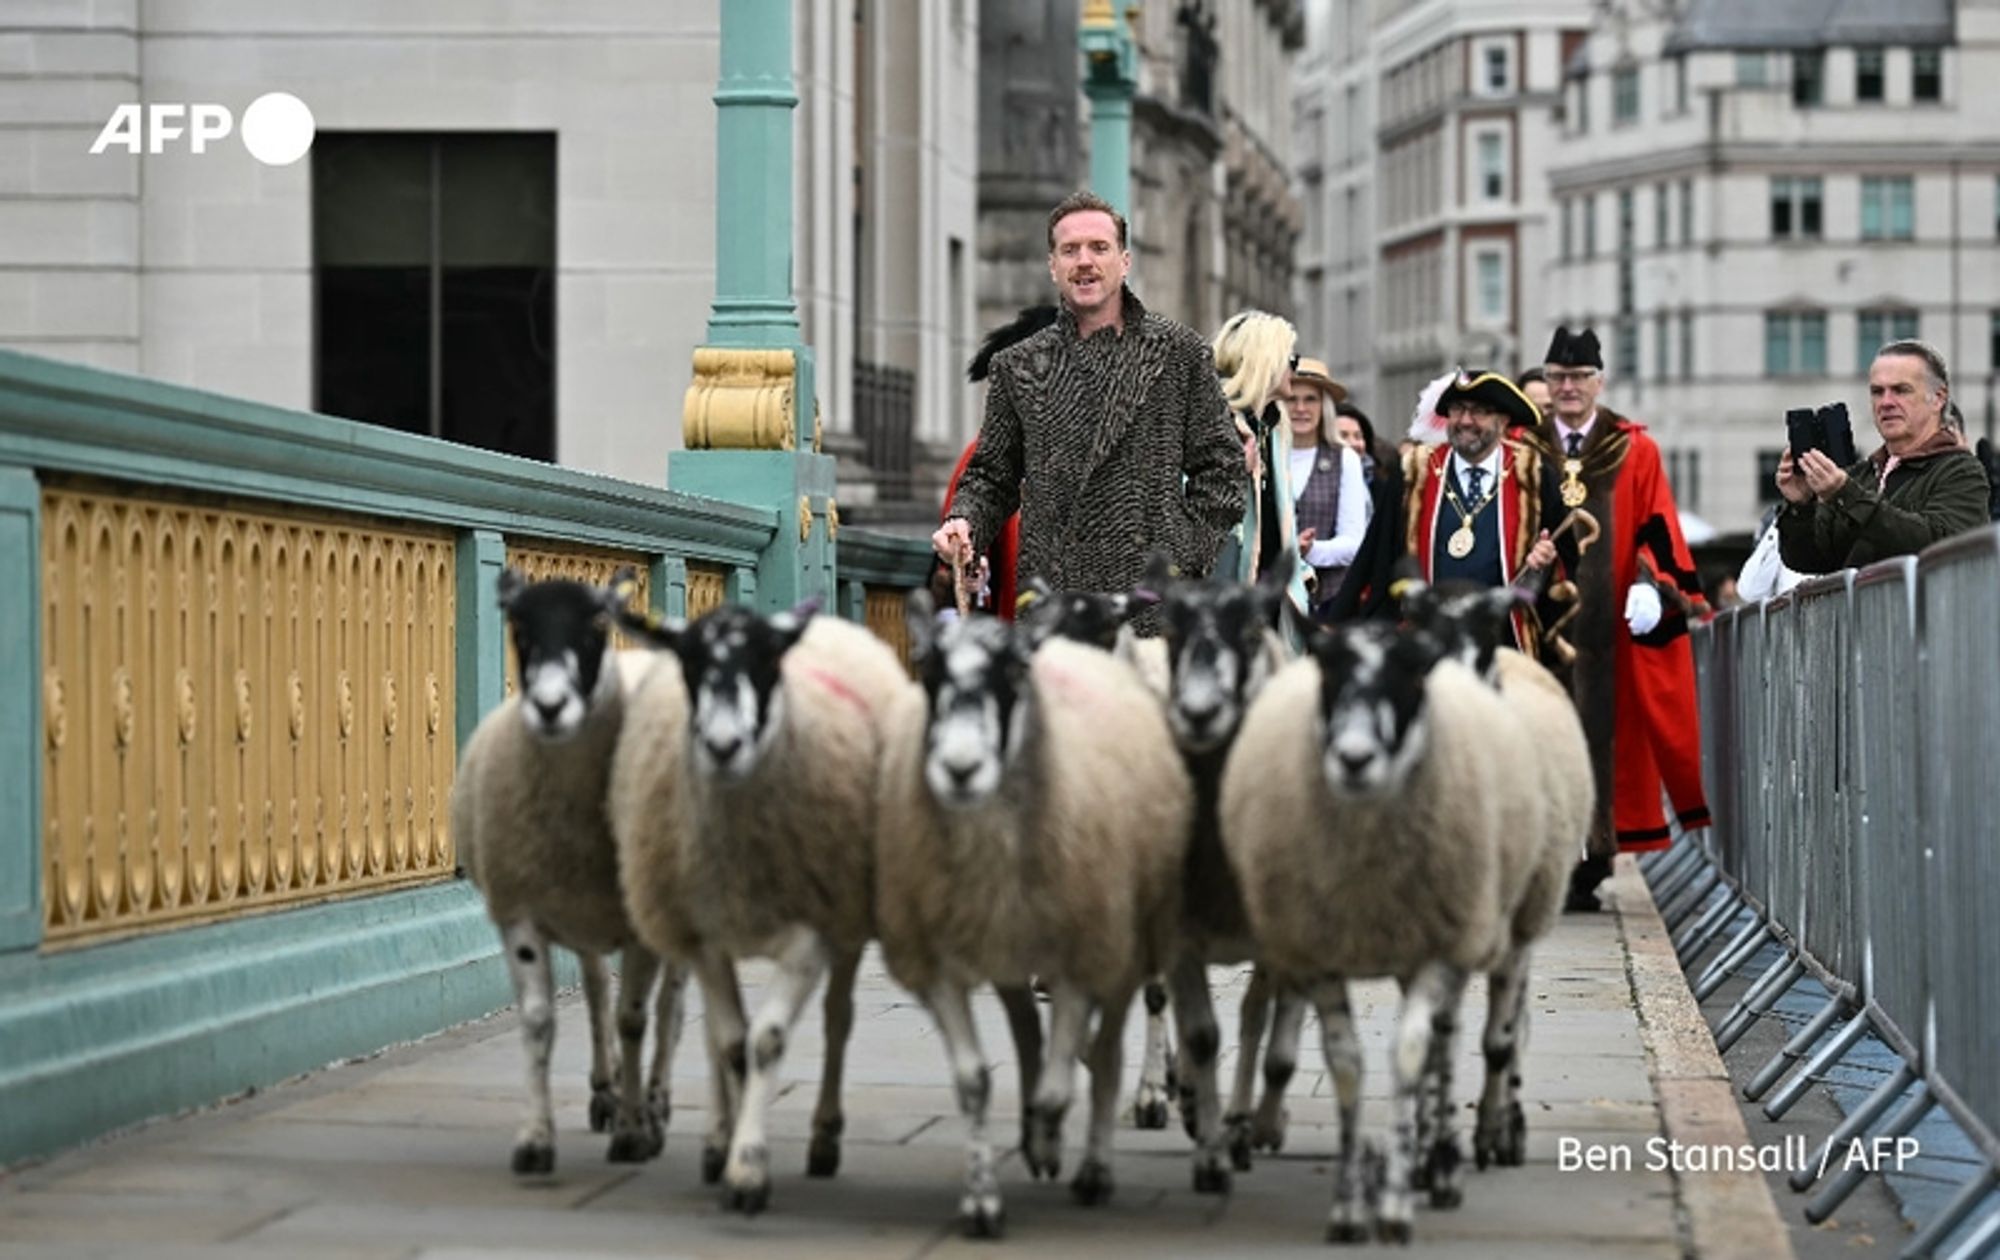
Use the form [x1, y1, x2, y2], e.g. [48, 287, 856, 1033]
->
[668, 0, 835, 613]
[1080, 0, 1139, 217]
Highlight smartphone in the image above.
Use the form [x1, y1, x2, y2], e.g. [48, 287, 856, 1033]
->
[1816, 402, 1858, 467]
[1785, 407, 1820, 466]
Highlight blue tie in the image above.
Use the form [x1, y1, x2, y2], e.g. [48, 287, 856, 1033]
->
[1464, 467, 1485, 501]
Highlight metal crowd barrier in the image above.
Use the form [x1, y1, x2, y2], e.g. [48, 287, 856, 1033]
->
[1653, 525, 2000, 1260]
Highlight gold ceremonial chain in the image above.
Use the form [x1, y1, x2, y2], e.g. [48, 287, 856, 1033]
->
[1441, 472, 1500, 560]
[1561, 458, 1588, 508]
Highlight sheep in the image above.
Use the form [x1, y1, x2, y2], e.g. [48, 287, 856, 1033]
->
[1398, 580, 1596, 1172]
[1219, 620, 1525, 1242]
[875, 597, 1191, 1236]
[1143, 558, 1319, 1184]
[607, 600, 921, 1214]
[451, 569, 689, 1176]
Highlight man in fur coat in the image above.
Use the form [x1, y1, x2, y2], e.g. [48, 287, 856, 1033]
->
[931, 191, 1247, 633]
[1519, 327, 1710, 912]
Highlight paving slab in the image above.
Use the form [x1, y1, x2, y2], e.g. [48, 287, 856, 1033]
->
[0, 855, 1789, 1257]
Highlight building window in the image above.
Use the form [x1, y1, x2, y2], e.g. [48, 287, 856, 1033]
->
[1655, 181, 1669, 246]
[1560, 198, 1573, 261]
[1473, 248, 1506, 324]
[1583, 193, 1597, 258]
[1856, 48, 1884, 101]
[1613, 65, 1640, 124]
[313, 132, 557, 461]
[1655, 313, 1669, 380]
[1770, 176, 1824, 239]
[1861, 176, 1915, 241]
[1477, 131, 1506, 201]
[1736, 52, 1768, 86]
[1688, 450, 1702, 512]
[1618, 258, 1635, 312]
[1480, 42, 1511, 95]
[1914, 48, 1942, 101]
[1857, 309, 1920, 371]
[1680, 310, 1694, 380]
[1574, 75, 1590, 133]
[1680, 179, 1694, 245]
[1793, 51, 1824, 106]
[1765, 310, 1829, 377]
[1617, 187, 1635, 254]
[1668, 449, 1701, 510]
[1615, 318, 1639, 377]
[1673, 55, 1688, 114]
[1990, 310, 2000, 373]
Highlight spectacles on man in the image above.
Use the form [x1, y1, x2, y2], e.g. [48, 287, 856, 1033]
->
[1545, 368, 1599, 386]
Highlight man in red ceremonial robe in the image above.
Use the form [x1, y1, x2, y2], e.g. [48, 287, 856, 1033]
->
[1520, 327, 1710, 911]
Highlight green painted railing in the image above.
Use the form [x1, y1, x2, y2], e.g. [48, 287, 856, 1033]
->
[0, 348, 932, 1166]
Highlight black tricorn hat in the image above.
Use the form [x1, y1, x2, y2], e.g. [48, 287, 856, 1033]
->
[1543, 325, 1603, 369]
[1435, 370, 1540, 432]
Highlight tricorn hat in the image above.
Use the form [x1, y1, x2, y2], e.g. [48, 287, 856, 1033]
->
[1543, 325, 1604, 369]
[1293, 356, 1349, 405]
[1435, 370, 1540, 433]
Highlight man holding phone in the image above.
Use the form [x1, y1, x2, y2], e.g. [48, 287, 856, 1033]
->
[1776, 339, 1989, 572]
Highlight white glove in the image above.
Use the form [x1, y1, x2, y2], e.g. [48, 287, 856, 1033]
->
[1624, 582, 1663, 636]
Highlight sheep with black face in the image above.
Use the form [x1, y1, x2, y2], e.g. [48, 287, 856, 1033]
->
[1399, 579, 1593, 1172]
[451, 569, 687, 1177]
[874, 597, 1190, 1237]
[608, 599, 911, 1214]
[1220, 620, 1513, 1243]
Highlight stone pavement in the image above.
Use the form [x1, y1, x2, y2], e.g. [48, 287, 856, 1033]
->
[0, 859, 1791, 1258]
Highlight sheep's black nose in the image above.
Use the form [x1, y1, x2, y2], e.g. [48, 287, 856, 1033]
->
[533, 697, 564, 724]
[1178, 701, 1219, 733]
[706, 735, 741, 763]
[1337, 750, 1372, 777]
[946, 761, 977, 787]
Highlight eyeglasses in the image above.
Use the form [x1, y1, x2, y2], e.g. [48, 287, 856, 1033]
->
[1544, 368, 1600, 386]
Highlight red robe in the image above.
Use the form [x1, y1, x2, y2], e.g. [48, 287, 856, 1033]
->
[1402, 441, 1546, 655]
[1527, 412, 1710, 853]
[944, 440, 1019, 619]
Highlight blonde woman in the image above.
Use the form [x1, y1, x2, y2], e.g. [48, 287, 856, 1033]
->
[1212, 310, 1313, 619]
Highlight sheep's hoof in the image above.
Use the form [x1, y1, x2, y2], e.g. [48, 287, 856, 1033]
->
[1133, 1092, 1171, 1131]
[1177, 1086, 1199, 1141]
[1024, 1106, 1064, 1181]
[606, 1124, 663, 1164]
[587, 1087, 616, 1134]
[1374, 1217, 1413, 1246]
[806, 1131, 841, 1178]
[510, 1141, 555, 1176]
[1252, 1107, 1288, 1153]
[1191, 1159, 1232, 1195]
[647, 1086, 672, 1128]
[1325, 1219, 1371, 1245]
[700, 1143, 727, 1185]
[1163, 1051, 1180, 1096]
[959, 1195, 1005, 1239]
[1500, 1103, 1526, 1167]
[1224, 1113, 1255, 1172]
[723, 1179, 771, 1216]
[1069, 1157, 1114, 1206]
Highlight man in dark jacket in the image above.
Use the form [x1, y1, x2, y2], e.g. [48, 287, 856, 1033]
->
[930, 191, 1248, 632]
[1777, 339, 1990, 572]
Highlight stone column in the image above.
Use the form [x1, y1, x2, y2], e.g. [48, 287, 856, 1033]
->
[1080, 0, 1139, 215]
[670, 0, 835, 613]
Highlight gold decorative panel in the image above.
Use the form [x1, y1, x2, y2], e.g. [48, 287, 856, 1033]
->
[865, 586, 915, 674]
[501, 542, 653, 695]
[686, 563, 728, 619]
[41, 485, 457, 945]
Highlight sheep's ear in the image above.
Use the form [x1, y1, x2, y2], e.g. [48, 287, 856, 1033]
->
[1104, 592, 1139, 623]
[1142, 550, 1178, 594]
[1394, 626, 1449, 674]
[611, 604, 684, 652]
[496, 567, 527, 611]
[1304, 620, 1340, 660]
[1126, 583, 1162, 609]
[905, 588, 938, 662]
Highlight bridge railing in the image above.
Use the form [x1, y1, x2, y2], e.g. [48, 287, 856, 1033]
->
[0, 348, 932, 1166]
[1659, 525, 2000, 1256]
